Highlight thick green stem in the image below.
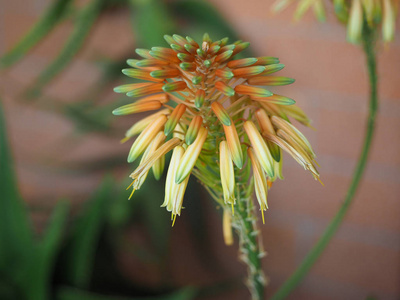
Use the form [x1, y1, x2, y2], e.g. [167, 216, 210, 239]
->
[231, 185, 265, 300]
[270, 27, 378, 300]
[196, 150, 265, 299]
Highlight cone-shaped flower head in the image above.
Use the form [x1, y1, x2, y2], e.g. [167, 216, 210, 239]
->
[113, 33, 320, 225]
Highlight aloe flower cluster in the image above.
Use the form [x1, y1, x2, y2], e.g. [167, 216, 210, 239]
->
[273, 0, 398, 43]
[113, 33, 320, 229]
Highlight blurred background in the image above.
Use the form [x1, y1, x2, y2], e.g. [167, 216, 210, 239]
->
[0, 0, 399, 299]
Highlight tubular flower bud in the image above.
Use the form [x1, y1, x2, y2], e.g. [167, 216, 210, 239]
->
[195, 89, 206, 108]
[127, 115, 167, 163]
[112, 101, 162, 116]
[251, 94, 296, 106]
[215, 81, 235, 96]
[247, 76, 295, 86]
[122, 109, 170, 143]
[271, 116, 316, 158]
[162, 146, 184, 212]
[223, 209, 234, 246]
[164, 104, 187, 136]
[244, 121, 275, 178]
[122, 69, 163, 82]
[113, 34, 319, 225]
[281, 104, 312, 127]
[220, 141, 236, 208]
[227, 57, 258, 68]
[211, 102, 231, 126]
[185, 116, 203, 145]
[235, 85, 273, 98]
[175, 127, 208, 184]
[256, 109, 281, 162]
[173, 122, 186, 141]
[130, 137, 182, 180]
[223, 123, 244, 169]
[232, 66, 266, 77]
[216, 69, 234, 79]
[131, 132, 166, 197]
[247, 148, 268, 224]
[114, 82, 154, 94]
[150, 69, 181, 79]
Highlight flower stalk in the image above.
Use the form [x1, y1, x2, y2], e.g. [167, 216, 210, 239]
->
[231, 180, 266, 300]
[270, 25, 378, 300]
[113, 34, 321, 299]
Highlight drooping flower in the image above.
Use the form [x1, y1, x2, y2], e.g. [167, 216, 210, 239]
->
[272, 0, 399, 43]
[113, 33, 320, 225]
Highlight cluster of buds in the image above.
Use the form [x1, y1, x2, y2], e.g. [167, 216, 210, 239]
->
[113, 33, 320, 225]
[272, 0, 398, 43]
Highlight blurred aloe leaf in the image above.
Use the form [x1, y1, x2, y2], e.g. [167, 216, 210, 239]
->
[171, 0, 253, 58]
[0, 100, 70, 300]
[27, 0, 105, 99]
[107, 178, 140, 228]
[171, 0, 240, 41]
[64, 177, 114, 288]
[129, 0, 177, 48]
[57, 286, 197, 300]
[64, 100, 113, 133]
[0, 0, 73, 68]
[135, 175, 171, 257]
[25, 201, 70, 300]
[0, 100, 33, 279]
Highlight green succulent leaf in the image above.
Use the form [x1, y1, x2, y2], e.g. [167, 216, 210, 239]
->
[0, 100, 33, 277]
[129, 0, 177, 48]
[56, 286, 197, 300]
[0, 0, 73, 68]
[25, 201, 69, 300]
[64, 177, 114, 288]
[27, 0, 104, 98]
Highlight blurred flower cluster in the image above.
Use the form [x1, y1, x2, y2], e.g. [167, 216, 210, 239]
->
[272, 0, 399, 43]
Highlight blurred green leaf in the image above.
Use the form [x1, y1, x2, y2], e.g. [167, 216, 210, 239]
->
[107, 179, 138, 228]
[129, 0, 177, 48]
[64, 177, 114, 288]
[170, 0, 239, 41]
[0, 100, 33, 279]
[24, 201, 70, 300]
[57, 285, 197, 300]
[0, 0, 73, 68]
[27, 0, 105, 98]
[137, 174, 171, 257]
[64, 100, 113, 133]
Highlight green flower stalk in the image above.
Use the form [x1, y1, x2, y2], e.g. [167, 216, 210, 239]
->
[270, 0, 392, 298]
[112, 33, 320, 300]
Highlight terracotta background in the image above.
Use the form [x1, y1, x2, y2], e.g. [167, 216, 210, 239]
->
[0, 0, 399, 299]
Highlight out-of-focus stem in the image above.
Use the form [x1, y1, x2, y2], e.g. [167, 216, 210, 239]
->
[270, 26, 378, 300]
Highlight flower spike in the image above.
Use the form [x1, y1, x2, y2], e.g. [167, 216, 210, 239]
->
[113, 33, 319, 227]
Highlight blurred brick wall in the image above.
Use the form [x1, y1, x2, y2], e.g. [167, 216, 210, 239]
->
[209, 0, 400, 299]
[1, 0, 400, 299]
